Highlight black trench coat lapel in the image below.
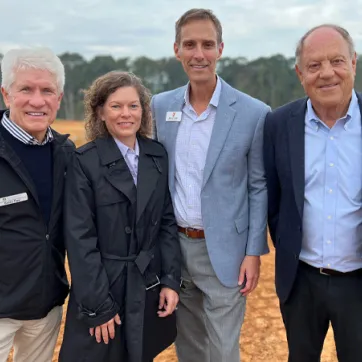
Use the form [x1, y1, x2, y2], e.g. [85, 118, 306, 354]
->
[95, 136, 137, 205]
[136, 136, 163, 225]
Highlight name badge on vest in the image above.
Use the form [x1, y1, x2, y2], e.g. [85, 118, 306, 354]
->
[0, 192, 28, 207]
[166, 111, 182, 122]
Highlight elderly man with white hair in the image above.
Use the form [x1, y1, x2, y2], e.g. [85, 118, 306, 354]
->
[0, 47, 74, 362]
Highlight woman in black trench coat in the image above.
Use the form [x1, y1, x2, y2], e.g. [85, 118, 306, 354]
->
[59, 71, 181, 362]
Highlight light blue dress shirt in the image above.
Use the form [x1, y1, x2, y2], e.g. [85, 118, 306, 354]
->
[113, 138, 139, 186]
[174, 76, 222, 229]
[300, 91, 362, 272]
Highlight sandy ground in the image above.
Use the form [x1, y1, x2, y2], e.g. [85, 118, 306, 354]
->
[7, 122, 338, 361]
[52, 120, 87, 147]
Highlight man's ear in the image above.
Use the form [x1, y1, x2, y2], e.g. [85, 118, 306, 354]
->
[57, 92, 63, 110]
[174, 42, 181, 61]
[1, 87, 11, 108]
[217, 42, 224, 60]
[352, 51, 357, 76]
[295, 64, 304, 84]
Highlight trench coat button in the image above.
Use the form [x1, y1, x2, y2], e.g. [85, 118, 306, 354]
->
[125, 226, 132, 234]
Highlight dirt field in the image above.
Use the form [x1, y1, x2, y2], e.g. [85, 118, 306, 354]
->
[7, 121, 338, 361]
[52, 120, 87, 147]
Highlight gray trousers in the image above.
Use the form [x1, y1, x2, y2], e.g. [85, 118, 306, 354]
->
[175, 232, 246, 362]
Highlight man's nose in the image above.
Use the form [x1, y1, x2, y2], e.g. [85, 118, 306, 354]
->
[193, 45, 205, 60]
[28, 90, 46, 107]
[319, 62, 335, 78]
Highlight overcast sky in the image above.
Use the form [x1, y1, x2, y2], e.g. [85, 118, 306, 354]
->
[1, 0, 362, 60]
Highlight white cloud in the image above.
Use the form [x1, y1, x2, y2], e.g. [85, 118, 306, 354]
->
[1, 0, 362, 60]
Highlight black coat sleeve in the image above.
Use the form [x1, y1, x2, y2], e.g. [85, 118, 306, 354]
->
[158, 153, 181, 293]
[64, 152, 119, 327]
[263, 112, 280, 247]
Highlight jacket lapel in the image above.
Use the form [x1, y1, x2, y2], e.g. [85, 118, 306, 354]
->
[287, 99, 307, 220]
[136, 136, 163, 224]
[96, 136, 136, 204]
[161, 88, 185, 194]
[202, 80, 237, 188]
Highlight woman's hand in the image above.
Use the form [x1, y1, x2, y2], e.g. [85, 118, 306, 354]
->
[89, 314, 121, 344]
[157, 287, 179, 317]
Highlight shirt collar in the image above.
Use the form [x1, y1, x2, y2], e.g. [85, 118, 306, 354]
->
[1, 110, 53, 145]
[113, 137, 139, 158]
[306, 90, 358, 129]
[184, 75, 222, 108]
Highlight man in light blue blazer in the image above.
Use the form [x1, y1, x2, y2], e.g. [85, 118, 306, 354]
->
[151, 8, 270, 362]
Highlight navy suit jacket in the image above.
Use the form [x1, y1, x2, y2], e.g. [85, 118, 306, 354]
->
[264, 92, 362, 303]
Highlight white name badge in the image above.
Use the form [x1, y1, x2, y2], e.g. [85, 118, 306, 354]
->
[166, 111, 182, 122]
[0, 193, 28, 207]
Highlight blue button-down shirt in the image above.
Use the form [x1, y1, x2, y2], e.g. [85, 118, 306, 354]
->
[300, 91, 362, 272]
[113, 138, 139, 186]
[174, 76, 222, 229]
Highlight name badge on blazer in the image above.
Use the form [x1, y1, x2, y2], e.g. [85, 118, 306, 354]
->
[166, 111, 182, 122]
[0, 192, 28, 207]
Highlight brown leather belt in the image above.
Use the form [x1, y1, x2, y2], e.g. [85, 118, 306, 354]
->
[178, 226, 205, 239]
[300, 261, 362, 277]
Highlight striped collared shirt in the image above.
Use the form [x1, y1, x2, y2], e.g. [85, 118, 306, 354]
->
[113, 137, 140, 186]
[1, 111, 54, 145]
[174, 75, 222, 229]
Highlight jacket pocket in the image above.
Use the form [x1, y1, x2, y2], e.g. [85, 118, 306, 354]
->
[96, 192, 128, 207]
[235, 216, 249, 234]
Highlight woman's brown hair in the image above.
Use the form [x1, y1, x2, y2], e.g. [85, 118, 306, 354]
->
[84, 71, 152, 141]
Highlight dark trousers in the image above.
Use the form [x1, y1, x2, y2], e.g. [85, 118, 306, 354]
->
[280, 262, 362, 362]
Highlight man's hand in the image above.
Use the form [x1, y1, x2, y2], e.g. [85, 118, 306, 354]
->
[89, 314, 121, 344]
[238, 255, 261, 296]
[158, 287, 179, 317]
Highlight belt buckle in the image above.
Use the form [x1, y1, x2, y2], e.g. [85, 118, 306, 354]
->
[319, 268, 330, 276]
[185, 227, 192, 238]
[145, 275, 160, 290]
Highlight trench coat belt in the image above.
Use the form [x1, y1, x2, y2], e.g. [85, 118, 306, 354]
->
[101, 247, 156, 275]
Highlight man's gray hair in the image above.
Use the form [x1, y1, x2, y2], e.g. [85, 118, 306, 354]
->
[1, 47, 65, 93]
[295, 24, 355, 66]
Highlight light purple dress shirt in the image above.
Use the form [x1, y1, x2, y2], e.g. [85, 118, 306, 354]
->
[113, 138, 139, 186]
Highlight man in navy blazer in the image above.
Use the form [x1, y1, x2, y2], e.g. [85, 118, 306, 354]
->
[152, 8, 270, 362]
[264, 24, 362, 362]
